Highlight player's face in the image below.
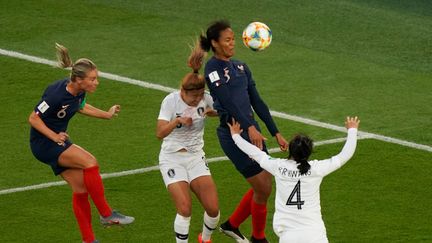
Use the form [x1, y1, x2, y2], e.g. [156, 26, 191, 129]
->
[182, 88, 204, 107]
[77, 69, 99, 93]
[213, 28, 235, 60]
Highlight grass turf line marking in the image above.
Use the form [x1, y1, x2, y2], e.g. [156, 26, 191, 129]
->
[0, 136, 366, 195]
[1, 48, 430, 152]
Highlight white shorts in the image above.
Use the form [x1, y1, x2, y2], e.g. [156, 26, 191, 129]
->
[159, 150, 211, 187]
[278, 229, 328, 243]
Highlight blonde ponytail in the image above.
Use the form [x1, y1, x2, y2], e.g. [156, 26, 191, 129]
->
[55, 43, 73, 68]
[181, 40, 206, 91]
[188, 39, 207, 73]
[55, 43, 97, 82]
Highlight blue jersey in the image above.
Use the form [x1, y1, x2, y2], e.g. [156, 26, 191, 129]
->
[30, 78, 86, 140]
[204, 56, 278, 136]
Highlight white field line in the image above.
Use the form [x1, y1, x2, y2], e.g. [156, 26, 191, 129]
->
[270, 111, 432, 152]
[1, 48, 431, 151]
[2, 48, 430, 152]
[0, 136, 368, 195]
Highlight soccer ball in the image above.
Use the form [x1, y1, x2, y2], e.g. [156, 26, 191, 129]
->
[242, 22, 272, 51]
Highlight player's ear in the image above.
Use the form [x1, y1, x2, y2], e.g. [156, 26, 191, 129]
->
[75, 76, 84, 84]
[211, 39, 218, 50]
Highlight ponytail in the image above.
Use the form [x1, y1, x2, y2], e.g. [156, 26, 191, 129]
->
[297, 159, 311, 175]
[55, 43, 97, 82]
[288, 134, 313, 175]
[55, 43, 73, 68]
[181, 40, 206, 91]
[188, 39, 207, 73]
[199, 34, 212, 52]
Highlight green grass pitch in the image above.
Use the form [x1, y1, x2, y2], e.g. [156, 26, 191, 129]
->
[0, 0, 431, 242]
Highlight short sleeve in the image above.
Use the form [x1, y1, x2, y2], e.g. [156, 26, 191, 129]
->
[79, 96, 86, 109]
[158, 94, 175, 121]
[205, 69, 225, 89]
[204, 92, 214, 109]
[34, 90, 60, 119]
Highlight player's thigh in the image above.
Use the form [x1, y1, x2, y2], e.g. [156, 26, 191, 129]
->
[246, 170, 273, 202]
[61, 168, 86, 193]
[190, 175, 219, 216]
[167, 181, 192, 217]
[58, 144, 98, 169]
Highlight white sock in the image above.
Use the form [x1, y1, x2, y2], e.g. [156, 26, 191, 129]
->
[174, 213, 191, 243]
[201, 211, 220, 241]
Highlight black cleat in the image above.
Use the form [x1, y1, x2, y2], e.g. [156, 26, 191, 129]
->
[250, 236, 268, 243]
[219, 220, 249, 243]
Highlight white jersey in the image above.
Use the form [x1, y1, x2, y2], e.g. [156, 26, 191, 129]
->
[158, 91, 214, 153]
[232, 128, 358, 236]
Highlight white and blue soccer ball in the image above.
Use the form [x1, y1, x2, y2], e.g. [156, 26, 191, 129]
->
[242, 22, 272, 51]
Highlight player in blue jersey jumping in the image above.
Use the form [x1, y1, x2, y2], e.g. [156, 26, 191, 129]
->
[28, 44, 134, 243]
[200, 20, 288, 243]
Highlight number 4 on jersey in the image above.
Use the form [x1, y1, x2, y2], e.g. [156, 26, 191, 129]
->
[286, 180, 304, 210]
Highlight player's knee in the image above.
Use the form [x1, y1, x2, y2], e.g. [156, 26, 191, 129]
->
[206, 208, 219, 218]
[84, 157, 99, 168]
[254, 190, 271, 202]
[177, 202, 192, 217]
[254, 183, 272, 201]
[71, 183, 87, 193]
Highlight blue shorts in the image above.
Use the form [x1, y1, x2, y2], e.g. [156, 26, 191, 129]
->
[30, 137, 72, 175]
[217, 125, 268, 178]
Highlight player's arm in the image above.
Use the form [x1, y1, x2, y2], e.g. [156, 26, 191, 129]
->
[203, 92, 218, 117]
[227, 118, 277, 175]
[79, 103, 120, 119]
[28, 111, 69, 145]
[156, 94, 192, 139]
[245, 65, 288, 151]
[318, 117, 360, 175]
[207, 80, 253, 128]
[204, 109, 218, 117]
[210, 83, 268, 149]
[156, 117, 192, 139]
[335, 117, 360, 164]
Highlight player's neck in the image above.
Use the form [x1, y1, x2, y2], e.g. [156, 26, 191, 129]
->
[66, 82, 81, 96]
[214, 53, 231, 62]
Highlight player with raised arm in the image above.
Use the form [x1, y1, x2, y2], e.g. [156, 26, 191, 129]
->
[228, 117, 360, 243]
[28, 44, 134, 243]
[156, 42, 219, 243]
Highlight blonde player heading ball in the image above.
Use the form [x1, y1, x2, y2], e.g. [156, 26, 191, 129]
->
[227, 117, 360, 243]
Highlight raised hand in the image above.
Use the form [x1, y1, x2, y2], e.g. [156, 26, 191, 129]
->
[345, 116, 360, 129]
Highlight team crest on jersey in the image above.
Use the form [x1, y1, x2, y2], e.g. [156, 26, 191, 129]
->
[197, 107, 205, 117]
[237, 64, 244, 72]
[167, 169, 176, 178]
[223, 67, 230, 82]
